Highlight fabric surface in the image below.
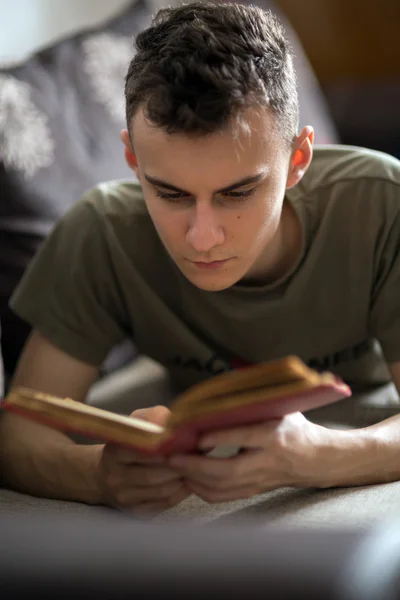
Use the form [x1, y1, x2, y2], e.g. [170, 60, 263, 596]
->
[10, 146, 400, 394]
[2, 483, 399, 528]
[155, 482, 400, 527]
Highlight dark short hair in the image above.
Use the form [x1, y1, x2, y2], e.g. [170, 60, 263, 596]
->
[125, 1, 299, 144]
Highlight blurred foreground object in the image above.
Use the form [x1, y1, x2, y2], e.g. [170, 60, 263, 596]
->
[1, 511, 400, 600]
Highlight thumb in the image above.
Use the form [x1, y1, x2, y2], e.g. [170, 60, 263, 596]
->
[130, 405, 172, 427]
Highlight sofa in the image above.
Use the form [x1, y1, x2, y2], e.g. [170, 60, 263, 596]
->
[1, 0, 399, 527]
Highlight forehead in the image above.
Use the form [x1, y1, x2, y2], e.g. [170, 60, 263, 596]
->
[131, 106, 283, 172]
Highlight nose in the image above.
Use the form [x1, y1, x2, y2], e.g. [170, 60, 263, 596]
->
[186, 202, 225, 254]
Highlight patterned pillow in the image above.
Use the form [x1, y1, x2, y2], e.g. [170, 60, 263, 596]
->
[0, 0, 152, 380]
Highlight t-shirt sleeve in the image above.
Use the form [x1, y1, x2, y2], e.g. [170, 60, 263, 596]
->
[9, 193, 130, 366]
[369, 209, 400, 364]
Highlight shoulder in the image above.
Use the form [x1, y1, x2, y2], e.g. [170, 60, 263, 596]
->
[60, 179, 156, 244]
[44, 179, 164, 275]
[70, 179, 172, 281]
[303, 145, 400, 192]
[79, 179, 149, 222]
[289, 146, 400, 222]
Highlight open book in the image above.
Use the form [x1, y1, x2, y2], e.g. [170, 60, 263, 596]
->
[2, 356, 351, 455]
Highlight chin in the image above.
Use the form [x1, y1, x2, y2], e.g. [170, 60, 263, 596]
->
[182, 268, 242, 292]
[191, 278, 234, 292]
[174, 257, 248, 291]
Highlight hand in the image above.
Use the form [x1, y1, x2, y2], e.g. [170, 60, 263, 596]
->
[168, 412, 336, 503]
[97, 405, 191, 514]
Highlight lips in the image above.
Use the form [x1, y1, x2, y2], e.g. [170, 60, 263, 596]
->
[192, 259, 231, 269]
[195, 260, 226, 265]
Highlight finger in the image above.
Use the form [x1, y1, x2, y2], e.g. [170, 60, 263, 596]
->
[168, 452, 248, 481]
[130, 405, 172, 427]
[165, 487, 192, 507]
[187, 480, 266, 503]
[184, 470, 249, 490]
[184, 466, 259, 490]
[104, 444, 166, 466]
[134, 488, 192, 516]
[198, 419, 283, 450]
[116, 480, 186, 508]
[135, 480, 185, 501]
[128, 464, 184, 487]
[186, 464, 279, 492]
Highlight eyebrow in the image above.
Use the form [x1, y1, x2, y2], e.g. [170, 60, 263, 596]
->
[144, 172, 266, 194]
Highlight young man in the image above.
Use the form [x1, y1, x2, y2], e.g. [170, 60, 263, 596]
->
[1, 2, 400, 514]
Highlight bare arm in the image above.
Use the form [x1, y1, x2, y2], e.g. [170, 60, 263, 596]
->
[166, 362, 400, 502]
[0, 331, 103, 503]
[302, 361, 400, 488]
[336, 360, 400, 487]
[348, 360, 400, 484]
[294, 361, 400, 488]
[1, 331, 190, 513]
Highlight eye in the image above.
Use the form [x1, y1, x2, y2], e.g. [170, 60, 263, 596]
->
[155, 190, 189, 202]
[155, 187, 256, 203]
[223, 188, 256, 199]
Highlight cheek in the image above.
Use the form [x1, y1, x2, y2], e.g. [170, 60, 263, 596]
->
[237, 183, 285, 245]
[258, 173, 287, 223]
[240, 207, 276, 247]
[240, 194, 280, 235]
[146, 201, 185, 246]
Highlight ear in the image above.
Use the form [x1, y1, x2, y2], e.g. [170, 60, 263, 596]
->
[286, 126, 314, 189]
[120, 129, 139, 176]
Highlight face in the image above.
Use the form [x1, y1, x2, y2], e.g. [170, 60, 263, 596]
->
[124, 106, 312, 292]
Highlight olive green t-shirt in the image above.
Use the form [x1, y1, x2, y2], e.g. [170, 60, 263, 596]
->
[10, 146, 400, 392]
